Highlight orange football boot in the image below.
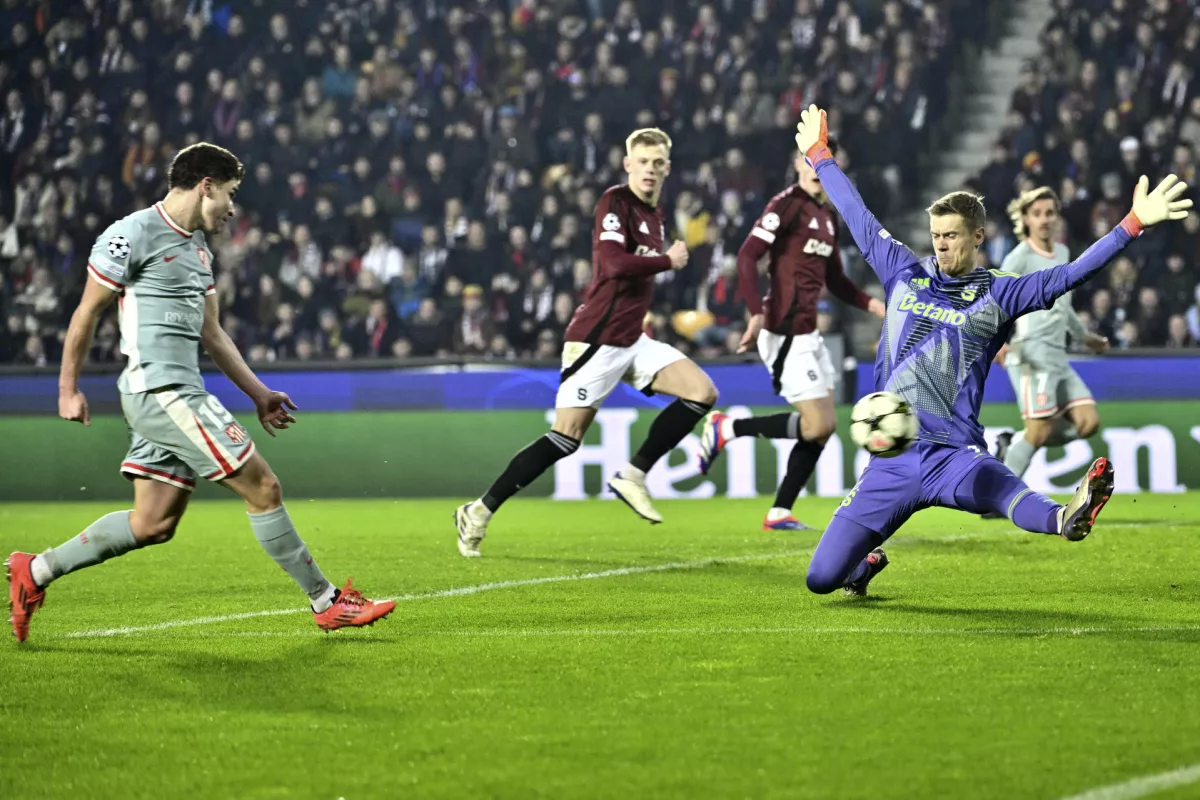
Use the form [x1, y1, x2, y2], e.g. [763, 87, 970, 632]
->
[313, 578, 395, 631]
[6, 552, 46, 643]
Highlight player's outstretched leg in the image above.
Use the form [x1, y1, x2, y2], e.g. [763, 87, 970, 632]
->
[610, 360, 717, 524]
[456, 413, 585, 556]
[7, 477, 190, 642]
[806, 516, 889, 596]
[221, 453, 394, 630]
[987, 418, 1082, 519]
[949, 450, 1112, 541]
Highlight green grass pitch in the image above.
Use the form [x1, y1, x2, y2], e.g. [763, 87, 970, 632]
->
[2, 494, 1199, 799]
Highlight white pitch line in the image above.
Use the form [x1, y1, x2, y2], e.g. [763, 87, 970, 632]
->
[79, 623, 1200, 640]
[59, 551, 804, 639]
[54, 525, 1157, 640]
[1058, 763, 1200, 800]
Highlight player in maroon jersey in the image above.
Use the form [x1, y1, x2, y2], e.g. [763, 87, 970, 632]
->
[698, 139, 885, 531]
[453, 128, 718, 556]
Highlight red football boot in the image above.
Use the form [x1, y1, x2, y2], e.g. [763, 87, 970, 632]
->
[6, 552, 46, 643]
[313, 578, 396, 632]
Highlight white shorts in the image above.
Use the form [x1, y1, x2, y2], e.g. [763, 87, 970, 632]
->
[757, 330, 836, 403]
[556, 334, 688, 409]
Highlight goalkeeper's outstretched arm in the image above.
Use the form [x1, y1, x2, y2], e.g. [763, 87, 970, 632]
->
[992, 174, 1192, 318]
[794, 105, 919, 288]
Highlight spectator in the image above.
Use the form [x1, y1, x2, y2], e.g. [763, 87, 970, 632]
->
[0, 0, 990, 364]
[361, 231, 405, 285]
[1166, 314, 1195, 349]
[968, 0, 1200, 353]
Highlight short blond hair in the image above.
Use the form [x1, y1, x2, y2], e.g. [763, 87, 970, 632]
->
[926, 190, 986, 232]
[1007, 186, 1059, 240]
[625, 127, 672, 155]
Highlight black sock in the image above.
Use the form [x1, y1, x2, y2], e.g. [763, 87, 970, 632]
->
[774, 438, 826, 511]
[630, 398, 713, 473]
[732, 412, 800, 439]
[482, 432, 581, 512]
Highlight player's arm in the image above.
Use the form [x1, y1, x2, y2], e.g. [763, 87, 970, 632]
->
[734, 224, 770, 317]
[1055, 290, 1108, 351]
[201, 293, 297, 436]
[595, 198, 683, 278]
[992, 175, 1191, 318]
[598, 238, 684, 277]
[57, 277, 119, 425]
[731, 201, 781, 351]
[825, 239, 884, 317]
[795, 105, 919, 286]
[59, 225, 141, 424]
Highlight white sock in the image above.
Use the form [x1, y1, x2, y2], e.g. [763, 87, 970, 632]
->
[470, 499, 493, 521]
[619, 464, 646, 482]
[720, 416, 737, 441]
[30, 554, 54, 588]
[311, 583, 337, 614]
[766, 507, 792, 522]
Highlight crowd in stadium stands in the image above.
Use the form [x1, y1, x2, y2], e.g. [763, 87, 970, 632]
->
[7, 0, 1184, 370]
[969, 0, 1200, 349]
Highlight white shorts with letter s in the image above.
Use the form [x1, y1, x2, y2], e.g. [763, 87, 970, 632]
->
[556, 334, 687, 409]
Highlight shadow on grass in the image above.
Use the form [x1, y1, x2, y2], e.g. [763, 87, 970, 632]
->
[849, 601, 1120, 627]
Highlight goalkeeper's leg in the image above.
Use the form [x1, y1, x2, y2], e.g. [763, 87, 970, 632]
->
[945, 450, 1113, 541]
[806, 451, 922, 596]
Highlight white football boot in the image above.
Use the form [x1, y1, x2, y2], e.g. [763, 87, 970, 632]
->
[453, 501, 489, 557]
[607, 470, 663, 524]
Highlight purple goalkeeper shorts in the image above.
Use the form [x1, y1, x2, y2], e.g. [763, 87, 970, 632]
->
[834, 440, 1037, 538]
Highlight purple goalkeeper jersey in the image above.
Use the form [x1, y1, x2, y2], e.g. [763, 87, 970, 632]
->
[812, 158, 1137, 449]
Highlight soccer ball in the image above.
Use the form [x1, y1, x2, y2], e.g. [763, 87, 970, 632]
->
[849, 391, 918, 458]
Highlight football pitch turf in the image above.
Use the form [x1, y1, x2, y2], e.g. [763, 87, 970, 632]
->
[2, 494, 1199, 800]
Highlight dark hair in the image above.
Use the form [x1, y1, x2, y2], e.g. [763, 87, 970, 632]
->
[167, 142, 245, 190]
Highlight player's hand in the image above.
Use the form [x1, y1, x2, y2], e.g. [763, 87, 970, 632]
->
[254, 390, 298, 437]
[1085, 333, 1110, 353]
[867, 297, 886, 319]
[58, 389, 90, 426]
[1130, 174, 1192, 227]
[993, 344, 1008, 367]
[794, 104, 829, 159]
[667, 240, 688, 270]
[738, 314, 764, 354]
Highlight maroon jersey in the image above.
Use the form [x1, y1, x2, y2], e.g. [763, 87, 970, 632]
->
[564, 185, 673, 347]
[736, 184, 872, 336]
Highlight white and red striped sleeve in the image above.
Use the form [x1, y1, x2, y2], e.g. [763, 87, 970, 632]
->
[87, 221, 138, 292]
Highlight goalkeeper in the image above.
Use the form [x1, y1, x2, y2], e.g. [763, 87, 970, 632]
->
[790, 105, 1191, 597]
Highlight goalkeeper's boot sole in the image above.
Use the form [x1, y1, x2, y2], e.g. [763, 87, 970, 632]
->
[843, 548, 889, 597]
[763, 516, 813, 532]
[1058, 457, 1114, 542]
[697, 411, 729, 475]
[608, 474, 662, 524]
[453, 504, 487, 557]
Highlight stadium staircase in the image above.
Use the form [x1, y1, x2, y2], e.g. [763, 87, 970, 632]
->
[896, 0, 1056, 244]
[843, 0, 1055, 362]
